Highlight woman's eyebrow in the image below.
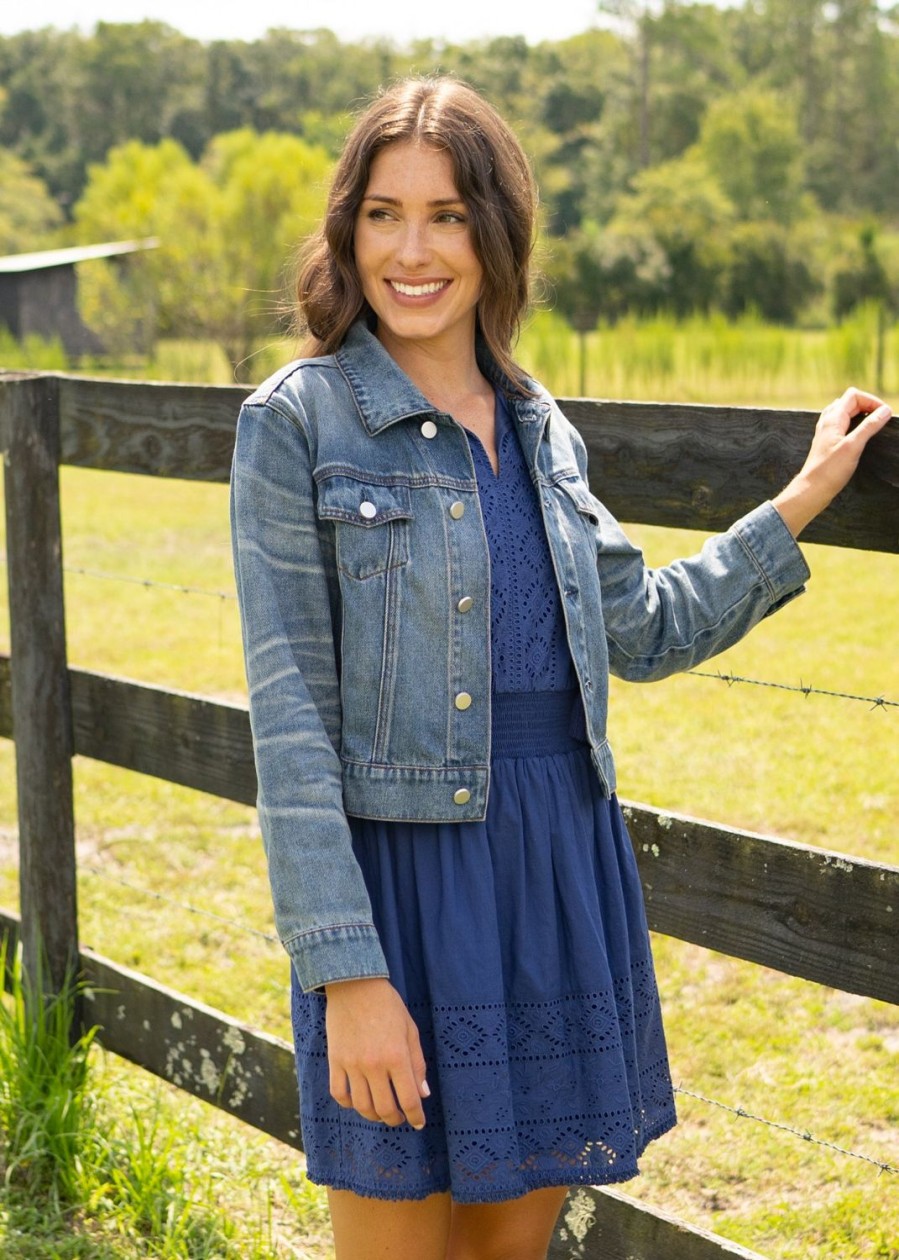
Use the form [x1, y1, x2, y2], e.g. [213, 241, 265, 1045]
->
[361, 193, 465, 207]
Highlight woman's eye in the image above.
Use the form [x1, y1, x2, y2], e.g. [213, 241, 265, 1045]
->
[367, 208, 393, 222]
[436, 211, 466, 225]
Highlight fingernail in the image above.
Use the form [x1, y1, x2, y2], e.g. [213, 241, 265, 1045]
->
[421, 1079, 431, 1097]
[412, 1120, 426, 1130]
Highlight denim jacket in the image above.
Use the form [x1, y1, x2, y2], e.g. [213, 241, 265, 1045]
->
[230, 321, 810, 992]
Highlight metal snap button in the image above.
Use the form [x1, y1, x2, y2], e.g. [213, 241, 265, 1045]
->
[454, 692, 472, 711]
[453, 788, 471, 806]
[359, 501, 377, 519]
[457, 596, 473, 613]
[421, 419, 438, 439]
[449, 500, 465, 520]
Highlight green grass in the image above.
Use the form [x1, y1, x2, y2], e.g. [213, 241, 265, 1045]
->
[518, 306, 898, 406]
[0, 943, 330, 1259]
[0, 319, 896, 1257]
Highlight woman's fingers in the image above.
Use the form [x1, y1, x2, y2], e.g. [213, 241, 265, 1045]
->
[773, 387, 893, 537]
[335, 1059, 425, 1128]
[324, 977, 429, 1129]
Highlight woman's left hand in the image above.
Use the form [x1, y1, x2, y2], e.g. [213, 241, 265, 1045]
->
[773, 387, 893, 538]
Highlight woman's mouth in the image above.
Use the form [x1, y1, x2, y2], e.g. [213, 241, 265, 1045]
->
[387, 280, 450, 297]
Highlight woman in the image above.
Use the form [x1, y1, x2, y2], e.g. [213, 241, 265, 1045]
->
[230, 77, 891, 1260]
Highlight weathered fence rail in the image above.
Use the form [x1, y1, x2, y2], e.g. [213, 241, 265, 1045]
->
[1, 369, 896, 1260]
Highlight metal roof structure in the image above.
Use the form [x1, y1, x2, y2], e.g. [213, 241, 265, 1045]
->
[0, 239, 159, 274]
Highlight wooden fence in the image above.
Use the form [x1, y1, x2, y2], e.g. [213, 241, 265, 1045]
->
[0, 369, 897, 1260]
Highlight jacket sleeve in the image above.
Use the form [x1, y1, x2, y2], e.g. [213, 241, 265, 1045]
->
[569, 426, 811, 682]
[230, 396, 389, 992]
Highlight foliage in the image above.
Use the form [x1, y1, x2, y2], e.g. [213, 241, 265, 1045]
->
[5, 7, 899, 335]
[0, 327, 69, 370]
[0, 148, 63, 254]
[0, 939, 323, 1256]
[0, 941, 99, 1206]
[74, 131, 331, 366]
[832, 223, 897, 320]
[696, 87, 806, 225]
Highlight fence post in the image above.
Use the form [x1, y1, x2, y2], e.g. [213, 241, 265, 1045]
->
[2, 375, 78, 995]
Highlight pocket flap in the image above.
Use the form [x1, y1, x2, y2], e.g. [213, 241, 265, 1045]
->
[316, 475, 413, 527]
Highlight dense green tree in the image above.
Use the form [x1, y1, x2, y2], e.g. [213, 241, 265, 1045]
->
[696, 88, 805, 224]
[608, 148, 735, 314]
[0, 28, 86, 205]
[832, 223, 896, 319]
[73, 131, 331, 367]
[77, 22, 206, 161]
[722, 221, 819, 320]
[0, 149, 63, 253]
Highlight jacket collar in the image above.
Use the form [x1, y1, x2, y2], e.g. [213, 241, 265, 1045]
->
[335, 320, 551, 436]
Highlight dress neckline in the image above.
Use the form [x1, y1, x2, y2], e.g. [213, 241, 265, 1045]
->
[464, 392, 509, 480]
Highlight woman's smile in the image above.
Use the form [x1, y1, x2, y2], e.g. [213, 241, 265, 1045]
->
[354, 140, 483, 357]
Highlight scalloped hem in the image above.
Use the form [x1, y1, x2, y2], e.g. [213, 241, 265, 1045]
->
[303, 1112, 677, 1204]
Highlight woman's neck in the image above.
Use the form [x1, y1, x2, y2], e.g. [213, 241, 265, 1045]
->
[376, 326, 492, 416]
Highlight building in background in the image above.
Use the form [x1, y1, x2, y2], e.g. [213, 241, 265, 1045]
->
[0, 240, 158, 358]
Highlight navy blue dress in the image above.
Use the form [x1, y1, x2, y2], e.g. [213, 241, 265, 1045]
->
[290, 393, 676, 1202]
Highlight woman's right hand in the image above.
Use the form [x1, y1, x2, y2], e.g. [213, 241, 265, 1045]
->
[324, 977, 430, 1130]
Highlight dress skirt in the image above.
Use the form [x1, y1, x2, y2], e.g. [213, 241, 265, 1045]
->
[290, 688, 677, 1203]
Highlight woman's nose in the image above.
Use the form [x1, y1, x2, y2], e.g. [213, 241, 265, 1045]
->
[395, 222, 431, 268]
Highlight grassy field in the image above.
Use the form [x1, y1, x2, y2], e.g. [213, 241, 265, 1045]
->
[0, 315, 896, 1257]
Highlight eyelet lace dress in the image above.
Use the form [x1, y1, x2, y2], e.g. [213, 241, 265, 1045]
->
[290, 392, 677, 1202]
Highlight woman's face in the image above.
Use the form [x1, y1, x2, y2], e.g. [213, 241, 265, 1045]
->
[353, 141, 483, 359]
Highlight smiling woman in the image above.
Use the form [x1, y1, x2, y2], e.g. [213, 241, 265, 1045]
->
[229, 75, 892, 1260]
[353, 143, 483, 362]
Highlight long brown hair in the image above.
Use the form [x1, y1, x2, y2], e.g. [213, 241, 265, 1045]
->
[296, 77, 537, 392]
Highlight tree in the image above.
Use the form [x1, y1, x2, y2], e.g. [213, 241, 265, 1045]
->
[722, 221, 819, 321]
[73, 131, 332, 368]
[0, 149, 63, 253]
[697, 88, 805, 224]
[608, 148, 735, 314]
[76, 22, 206, 163]
[597, 1, 663, 168]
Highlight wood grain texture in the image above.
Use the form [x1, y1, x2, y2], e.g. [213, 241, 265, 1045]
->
[2, 378, 78, 991]
[32, 374, 898, 551]
[548, 1184, 767, 1260]
[66, 666, 257, 806]
[57, 376, 248, 482]
[622, 802, 899, 1005]
[557, 399, 899, 553]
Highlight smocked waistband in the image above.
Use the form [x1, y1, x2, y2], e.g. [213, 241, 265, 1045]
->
[490, 688, 588, 759]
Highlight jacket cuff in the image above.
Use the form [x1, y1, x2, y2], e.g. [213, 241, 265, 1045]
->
[285, 922, 389, 994]
[730, 500, 811, 613]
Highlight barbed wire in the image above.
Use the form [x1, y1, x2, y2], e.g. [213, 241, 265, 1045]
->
[687, 669, 897, 711]
[65, 564, 238, 602]
[674, 1085, 898, 1175]
[79, 865, 897, 1176]
[0, 556, 894, 709]
[81, 865, 278, 945]
[0, 555, 236, 602]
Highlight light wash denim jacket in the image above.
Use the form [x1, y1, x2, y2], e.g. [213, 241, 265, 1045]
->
[230, 320, 810, 992]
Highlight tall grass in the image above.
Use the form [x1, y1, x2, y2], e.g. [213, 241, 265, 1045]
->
[518, 305, 894, 405]
[0, 940, 309, 1258]
[0, 942, 98, 1207]
[5, 305, 892, 406]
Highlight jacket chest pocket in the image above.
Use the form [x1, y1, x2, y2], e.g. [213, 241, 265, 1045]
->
[316, 475, 413, 580]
